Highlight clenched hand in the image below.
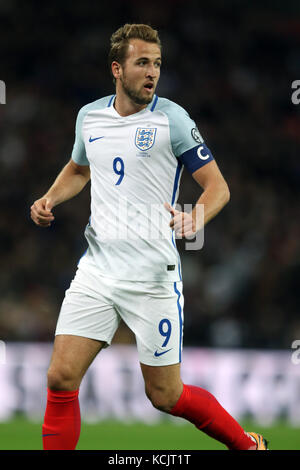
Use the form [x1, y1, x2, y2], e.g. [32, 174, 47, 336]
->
[164, 202, 197, 239]
[31, 198, 55, 227]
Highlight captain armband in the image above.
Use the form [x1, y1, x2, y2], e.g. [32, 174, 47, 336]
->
[178, 143, 214, 174]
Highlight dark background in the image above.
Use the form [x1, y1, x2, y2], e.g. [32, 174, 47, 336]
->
[0, 0, 299, 349]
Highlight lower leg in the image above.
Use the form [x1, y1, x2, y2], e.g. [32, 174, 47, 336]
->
[42, 388, 81, 450]
[169, 383, 256, 450]
[141, 363, 256, 450]
[43, 335, 104, 450]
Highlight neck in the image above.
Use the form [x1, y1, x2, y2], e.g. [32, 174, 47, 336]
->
[114, 86, 148, 117]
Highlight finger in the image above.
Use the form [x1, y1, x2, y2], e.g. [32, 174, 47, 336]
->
[32, 199, 54, 216]
[32, 216, 51, 227]
[30, 208, 41, 224]
[31, 206, 54, 220]
[185, 231, 196, 239]
[37, 215, 53, 226]
[181, 220, 194, 232]
[38, 221, 51, 227]
[171, 217, 184, 231]
[164, 202, 175, 216]
[178, 228, 197, 239]
[173, 215, 188, 231]
[32, 206, 53, 217]
[38, 217, 54, 226]
[175, 231, 184, 239]
[37, 222, 51, 228]
[31, 209, 54, 224]
[164, 202, 180, 217]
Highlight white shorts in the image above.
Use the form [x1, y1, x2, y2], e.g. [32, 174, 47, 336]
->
[55, 262, 184, 366]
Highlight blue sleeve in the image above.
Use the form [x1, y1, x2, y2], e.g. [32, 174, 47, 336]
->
[71, 106, 90, 166]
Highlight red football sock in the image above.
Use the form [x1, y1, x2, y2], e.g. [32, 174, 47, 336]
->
[170, 384, 256, 450]
[42, 388, 81, 450]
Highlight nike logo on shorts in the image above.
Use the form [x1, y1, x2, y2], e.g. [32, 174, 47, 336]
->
[154, 348, 172, 357]
[89, 136, 104, 142]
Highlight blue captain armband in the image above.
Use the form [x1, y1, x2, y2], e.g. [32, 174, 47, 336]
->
[178, 143, 214, 174]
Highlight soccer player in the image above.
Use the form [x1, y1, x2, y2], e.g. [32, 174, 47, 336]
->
[31, 24, 268, 450]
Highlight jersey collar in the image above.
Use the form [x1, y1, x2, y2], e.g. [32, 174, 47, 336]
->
[107, 94, 158, 119]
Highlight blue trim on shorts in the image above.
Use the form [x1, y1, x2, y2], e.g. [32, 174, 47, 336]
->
[173, 282, 183, 363]
[171, 231, 182, 281]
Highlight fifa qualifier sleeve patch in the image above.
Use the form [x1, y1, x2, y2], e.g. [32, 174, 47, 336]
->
[178, 143, 214, 174]
[191, 127, 202, 143]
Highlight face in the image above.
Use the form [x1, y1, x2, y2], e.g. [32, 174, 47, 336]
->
[116, 39, 161, 105]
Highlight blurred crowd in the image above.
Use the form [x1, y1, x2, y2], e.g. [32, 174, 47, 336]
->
[0, 0, 299, 348]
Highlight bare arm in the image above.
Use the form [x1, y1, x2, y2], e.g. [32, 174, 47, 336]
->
[191, 159, 230, 229]
[165, 160, 230, 237]
[31, 158, 90, 227]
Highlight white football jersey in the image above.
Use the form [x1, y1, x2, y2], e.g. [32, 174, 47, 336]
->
[71, 94, 214, 281]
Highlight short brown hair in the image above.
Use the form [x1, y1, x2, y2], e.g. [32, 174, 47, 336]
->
[108, 23, 161, 80]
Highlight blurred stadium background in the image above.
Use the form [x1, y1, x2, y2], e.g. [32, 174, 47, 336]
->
[0, 0, 300, 450]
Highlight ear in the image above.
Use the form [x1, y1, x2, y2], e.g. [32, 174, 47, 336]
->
[111, 61, 122, 80]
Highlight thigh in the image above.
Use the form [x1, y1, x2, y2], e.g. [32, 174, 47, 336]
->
[48, 334, 105, 382]
[116, 280, 184, 367]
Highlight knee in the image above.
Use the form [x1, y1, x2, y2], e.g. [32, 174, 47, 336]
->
[47, 365, 80, 391]
[145, 383, 182, 413]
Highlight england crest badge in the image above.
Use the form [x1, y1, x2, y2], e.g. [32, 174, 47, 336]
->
[135, 128, 157, 152]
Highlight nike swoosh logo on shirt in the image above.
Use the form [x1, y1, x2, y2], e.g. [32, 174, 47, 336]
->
[154, 348, 172, 357]
[89, 136, 104, 142]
